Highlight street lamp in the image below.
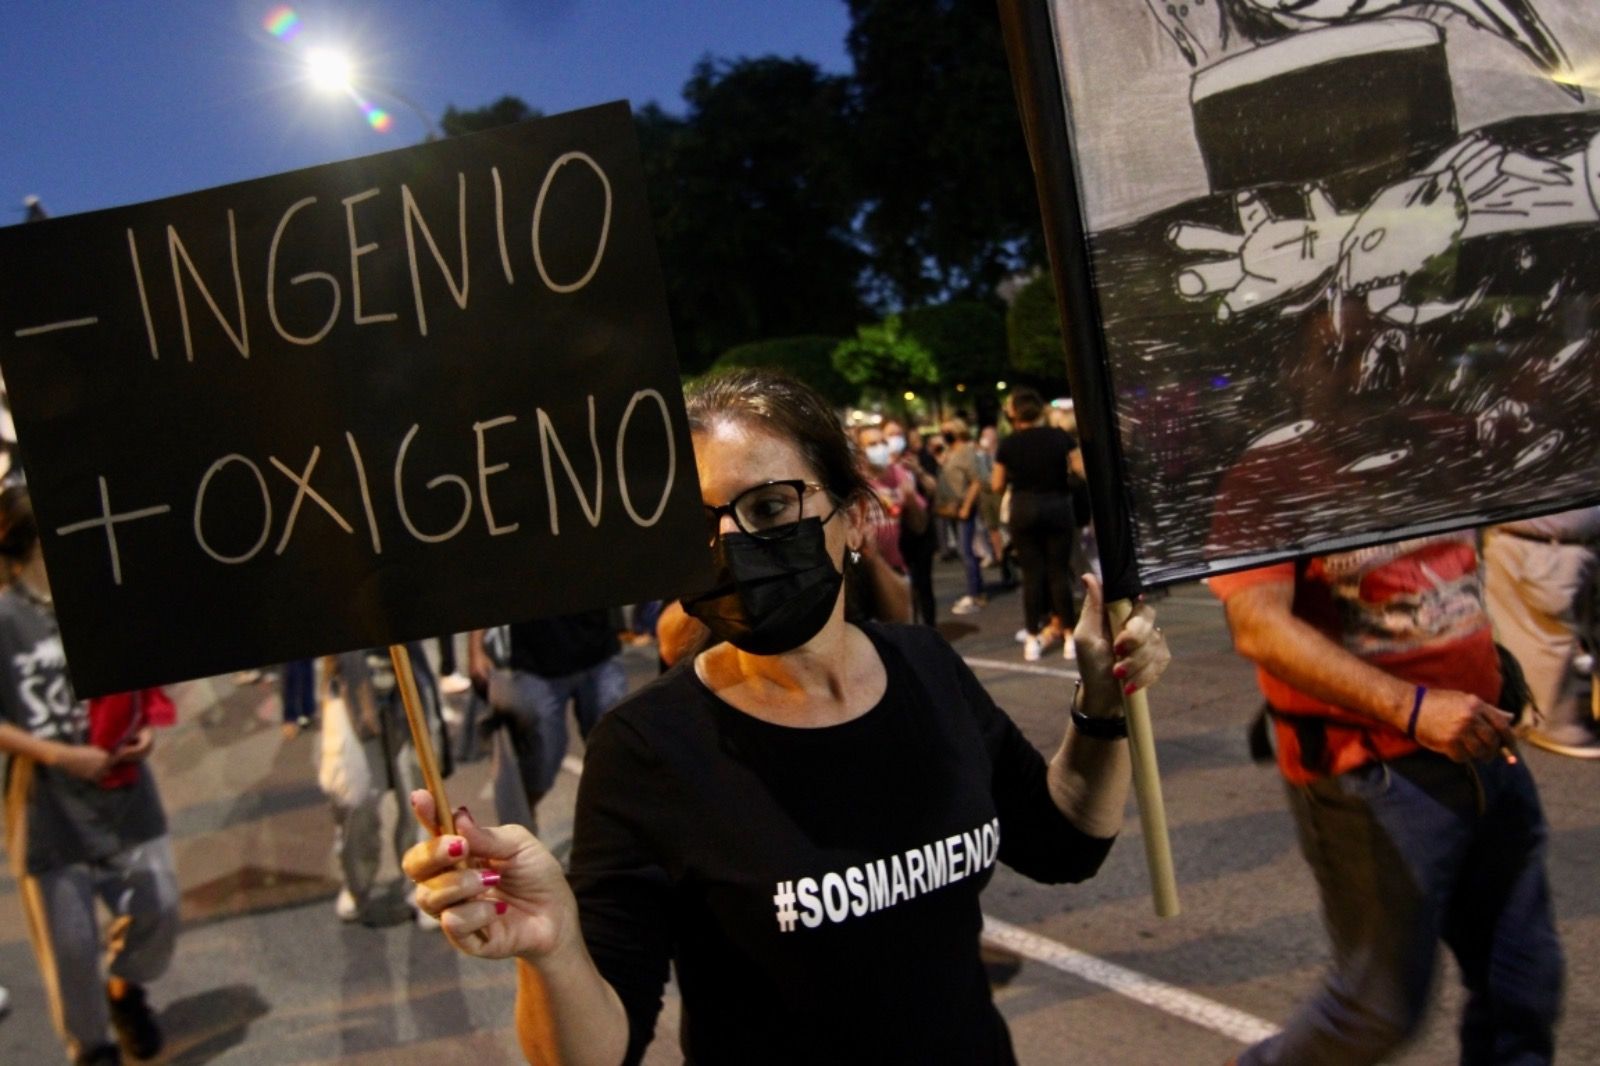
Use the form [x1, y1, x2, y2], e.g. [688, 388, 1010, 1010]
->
[302, 46, 440, 141]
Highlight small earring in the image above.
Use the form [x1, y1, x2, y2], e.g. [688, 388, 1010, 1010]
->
[849, 549, 862, 565]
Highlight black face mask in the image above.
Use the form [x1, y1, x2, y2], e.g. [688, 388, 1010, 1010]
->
[680, 516, 843, 656]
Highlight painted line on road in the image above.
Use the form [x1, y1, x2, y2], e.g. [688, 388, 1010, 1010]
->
[962, 656, 1080, 680]
[981, 916, 1279, 1046]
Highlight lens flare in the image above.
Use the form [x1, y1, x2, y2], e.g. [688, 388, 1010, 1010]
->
[362, 103, 393, 132]
[263, 5, 301, 41]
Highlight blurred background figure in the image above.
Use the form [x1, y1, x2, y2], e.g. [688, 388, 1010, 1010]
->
[885, 418, 940, 625]
[468, 611, 626, 835]
[317, 646, 446, 927]
[995, 389, 1083, 661]
[0, 485, 176, 1065]
[974, 424, 1014, 587]
[936, 418, 987, 616]
[1485, 505, 1600, 758]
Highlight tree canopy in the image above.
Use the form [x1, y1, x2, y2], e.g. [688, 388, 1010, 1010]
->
[710, 335, 856, 407]
[442, 0, 1054, 389]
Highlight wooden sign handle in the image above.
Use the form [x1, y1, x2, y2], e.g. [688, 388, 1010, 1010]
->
[390, 642, 563, 1060]
[1108, 599, 1180, 918]
[389, 644, 455, 838]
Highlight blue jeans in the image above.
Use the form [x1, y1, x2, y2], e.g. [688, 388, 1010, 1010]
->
[490, 657, 628, 809]
[958, 513, 984, 597]
[281, 659, 315, 724]
[1243, 751, 1562, 1065]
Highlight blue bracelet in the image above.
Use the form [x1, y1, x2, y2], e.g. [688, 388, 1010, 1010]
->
[1405, 685, 1427, 740]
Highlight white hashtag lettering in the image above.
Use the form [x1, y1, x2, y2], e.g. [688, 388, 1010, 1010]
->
[773, 880, 799, 933]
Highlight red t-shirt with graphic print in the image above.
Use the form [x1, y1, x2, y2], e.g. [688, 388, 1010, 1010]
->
[1208, 533, 1501, 784]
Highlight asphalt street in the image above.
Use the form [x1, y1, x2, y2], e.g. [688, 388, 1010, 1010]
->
[1, 558, 1595, 1064]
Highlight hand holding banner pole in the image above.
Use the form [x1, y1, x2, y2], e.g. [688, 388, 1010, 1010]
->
[391, 642, 563, 1060]
[389, 644, 455, 838]
[998, 0, 1180, 916]
[1109, 599, 1180, 918]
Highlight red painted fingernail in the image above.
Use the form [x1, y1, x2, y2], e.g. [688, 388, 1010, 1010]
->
[1115, 643, 1129, 656]
[1113, 664, 1127, 679]
[480, 871, 501, 887]
[447, 839, 464, 858]
[494, 900, 508, 915]
[1124, 683, 1138, 695]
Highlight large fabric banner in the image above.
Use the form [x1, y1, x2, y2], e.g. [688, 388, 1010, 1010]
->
[1004, 0, 1600, 594]
[0, 103, 708, 696]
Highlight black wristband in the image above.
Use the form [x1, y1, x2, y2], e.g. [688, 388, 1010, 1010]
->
[1071, 707, 1129, 739]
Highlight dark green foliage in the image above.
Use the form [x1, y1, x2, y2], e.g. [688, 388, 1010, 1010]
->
[650, 57, 868, 373]
[902, 300, 1006, 388]
[845, 0, 1043, 306]
[1005, 272, 1071, 388]
[439, 96, 540, 138]
[710, 335, 856, 407]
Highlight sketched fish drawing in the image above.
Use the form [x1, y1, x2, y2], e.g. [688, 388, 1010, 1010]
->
[1339, 446, 1412, 473]
[1512, 430, 1563, 469]
[1246, 419, 1316, 450]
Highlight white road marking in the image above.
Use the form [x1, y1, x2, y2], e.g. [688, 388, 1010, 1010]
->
[962, 656, 1080, 680]
[982, 916, 1279, 1046]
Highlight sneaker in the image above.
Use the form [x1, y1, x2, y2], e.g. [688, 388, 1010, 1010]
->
[107, 982, 162, 1060]
[1063, 639, 1076, 661]
[951, 596, 983, 616]
[1023, 636, 1043, 662]
[439, 673, 472, 696]
[74, 1046, 121, 1066]
[1573, 651, 1594, 675]
[1014, 628, 1031, 644]
[1522, 721, 1600, 759]
[335, 887, 363, 922]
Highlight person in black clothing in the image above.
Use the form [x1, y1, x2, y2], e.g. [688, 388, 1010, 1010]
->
[467, 611, 627, 833]
[405, 369, 1170, 1066]
[994, 388, 1085, 663]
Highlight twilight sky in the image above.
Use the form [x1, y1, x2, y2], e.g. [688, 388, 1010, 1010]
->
[0, 0, 851, 220]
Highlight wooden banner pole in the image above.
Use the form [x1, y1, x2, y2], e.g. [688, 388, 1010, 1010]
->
[389, 644, 455, 839]
[1109, 599, 1180, 918]
[389, 641, 560, 1061]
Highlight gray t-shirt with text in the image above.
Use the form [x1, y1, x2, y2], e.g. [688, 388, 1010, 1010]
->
[0, 585, 165, 875]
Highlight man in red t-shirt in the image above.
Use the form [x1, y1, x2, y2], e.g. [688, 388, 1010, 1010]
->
[1211, 533, 1563, 1064]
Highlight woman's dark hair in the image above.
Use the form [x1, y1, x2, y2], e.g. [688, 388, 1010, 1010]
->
[1007, 387, 1044, 424]
[0, 483, 38, 563]
[686, 368, 872, 508]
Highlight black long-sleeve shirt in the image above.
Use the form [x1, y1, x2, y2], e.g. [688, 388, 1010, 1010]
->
[569, 622, 1116, 1065]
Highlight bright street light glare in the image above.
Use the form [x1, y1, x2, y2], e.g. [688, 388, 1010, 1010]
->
[305, 47, 353, 93]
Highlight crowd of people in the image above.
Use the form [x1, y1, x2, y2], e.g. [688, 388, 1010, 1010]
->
[0, 368, 1594, 1064]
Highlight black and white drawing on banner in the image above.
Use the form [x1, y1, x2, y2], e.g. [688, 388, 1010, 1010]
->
[1044, 0, 1600, 586]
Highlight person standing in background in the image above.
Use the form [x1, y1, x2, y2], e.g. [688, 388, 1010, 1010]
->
[468, 611, 627, 834]
[886, 419, 940, 625]
[0, 486, 175, 1065]
[994, 389, 1081, 661]
[937, 419, 987, 616]
[1484, 505, 1600, 758]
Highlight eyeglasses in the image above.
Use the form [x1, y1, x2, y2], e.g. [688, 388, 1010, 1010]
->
[703, 479, 835, 546]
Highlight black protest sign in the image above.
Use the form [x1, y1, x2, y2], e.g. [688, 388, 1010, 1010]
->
[0, 102, 709, 697]
[1001, 1, 1600, 598]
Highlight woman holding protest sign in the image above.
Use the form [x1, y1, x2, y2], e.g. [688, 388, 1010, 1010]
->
[0, 486, 174, 1066]
[404, 369, 1169, 1066]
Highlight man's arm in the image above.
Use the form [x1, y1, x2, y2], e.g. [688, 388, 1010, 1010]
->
[1222, 579, 1516, 762]
[0, 721, 112, 780]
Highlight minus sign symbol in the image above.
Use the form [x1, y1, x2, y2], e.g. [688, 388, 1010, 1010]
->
[14, 317, 100, 338]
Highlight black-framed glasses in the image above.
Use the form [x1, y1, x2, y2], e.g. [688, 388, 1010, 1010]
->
[703, 479, 836, 546]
